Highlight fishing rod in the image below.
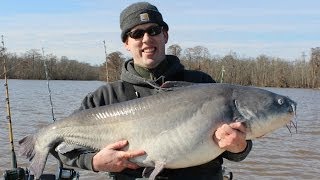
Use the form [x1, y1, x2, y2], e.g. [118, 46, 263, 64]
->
[41, 48, 79, 180]
[1, 35, 26, 179]
[1, 35, 17, 169]
[42, 48, 56, 121]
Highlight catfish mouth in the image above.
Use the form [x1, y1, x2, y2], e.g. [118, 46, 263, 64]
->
[235, 99, 298, 139]
[249, 114, 297, 139]
[261, 110, 297, 138]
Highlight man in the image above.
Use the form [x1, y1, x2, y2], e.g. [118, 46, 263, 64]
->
[56, 2, 252, 179]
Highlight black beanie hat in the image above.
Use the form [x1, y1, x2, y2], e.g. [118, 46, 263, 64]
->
[120, 2, 169, 42]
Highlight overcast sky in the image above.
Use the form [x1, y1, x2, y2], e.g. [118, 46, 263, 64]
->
[1, 0, 319, 65]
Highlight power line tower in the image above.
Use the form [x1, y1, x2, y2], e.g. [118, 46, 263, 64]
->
[103, 40, 109, 82]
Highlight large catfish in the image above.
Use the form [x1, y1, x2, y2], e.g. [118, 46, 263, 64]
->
[19, 82, 297, 179]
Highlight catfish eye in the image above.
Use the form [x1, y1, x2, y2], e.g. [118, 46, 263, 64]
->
[277, 98, 284, 105]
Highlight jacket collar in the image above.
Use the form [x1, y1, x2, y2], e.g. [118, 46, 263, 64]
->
[121, 55, 184, 86]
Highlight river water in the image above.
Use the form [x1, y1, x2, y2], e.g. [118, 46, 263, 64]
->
[0, 80, 319, 179]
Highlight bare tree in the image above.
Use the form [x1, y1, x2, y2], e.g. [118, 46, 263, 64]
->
[105, 51, 125, 82]
[181, 46, 210, 71]
[167, 44, 182, 57]
[310, 47, 320, 88]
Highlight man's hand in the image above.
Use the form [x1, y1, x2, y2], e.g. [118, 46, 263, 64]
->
[214, 122, 247, 153]
[92, 140, 146, 172]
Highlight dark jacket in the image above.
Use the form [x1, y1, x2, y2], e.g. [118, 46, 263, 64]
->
[56, 55, 252, 179]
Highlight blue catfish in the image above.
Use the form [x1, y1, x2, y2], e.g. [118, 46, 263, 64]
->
[19, 82, 297, 179]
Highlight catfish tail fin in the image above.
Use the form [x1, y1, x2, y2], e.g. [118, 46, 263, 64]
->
[19, 135, 49, 179]
[19, 135, 36, 159]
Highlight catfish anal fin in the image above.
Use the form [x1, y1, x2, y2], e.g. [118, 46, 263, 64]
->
[148, 162, 165, 180]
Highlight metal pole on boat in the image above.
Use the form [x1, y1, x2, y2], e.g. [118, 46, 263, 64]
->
[1, 35, 18, 169]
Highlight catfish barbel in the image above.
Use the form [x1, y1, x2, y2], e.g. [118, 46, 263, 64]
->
[19, 82, 297, 179]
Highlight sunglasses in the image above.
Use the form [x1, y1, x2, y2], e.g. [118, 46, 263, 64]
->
[127, 26, 163, 39]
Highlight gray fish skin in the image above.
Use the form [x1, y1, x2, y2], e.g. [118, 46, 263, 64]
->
[18, 82, 297, 179]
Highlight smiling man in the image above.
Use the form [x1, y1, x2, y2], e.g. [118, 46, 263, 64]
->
[55, 2, 252, 180]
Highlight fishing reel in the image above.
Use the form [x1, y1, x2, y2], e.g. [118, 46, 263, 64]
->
[3, 167, 79, 180]
[56, 167, 79, 180]
[222, 166, 233, 180]
[3, 167, 25, 180]
[3, 168, 54, 180]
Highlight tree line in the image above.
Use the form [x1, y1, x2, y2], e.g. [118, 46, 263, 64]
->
[175, 45, 320, 89]
[0, 49, 101, 80]
[104, 45, 320, 88]
[1, 45, 319, 88]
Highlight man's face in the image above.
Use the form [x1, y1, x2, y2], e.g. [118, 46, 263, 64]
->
[124, 23, 168, 69]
